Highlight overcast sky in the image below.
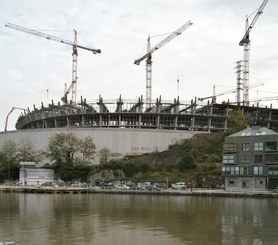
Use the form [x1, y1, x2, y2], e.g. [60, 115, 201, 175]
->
[1, 0, 277, 131]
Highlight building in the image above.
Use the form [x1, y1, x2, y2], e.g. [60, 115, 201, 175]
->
[222, 126, 278, 191]
[2, 95, 278, 164]
[19, 162, 54, 186]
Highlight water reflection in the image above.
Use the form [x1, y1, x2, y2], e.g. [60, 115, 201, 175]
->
[0, 193, 278, 244]
[221, 198, 278, 245]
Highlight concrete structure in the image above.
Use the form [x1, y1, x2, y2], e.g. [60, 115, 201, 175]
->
[0, 127, 197, 164]
[14, 96, 278, 132]
[2, 95, 278, 165]
[222, 126, 278, 191]
[15, 96, 231, 132]
[19, 161, 54, 186]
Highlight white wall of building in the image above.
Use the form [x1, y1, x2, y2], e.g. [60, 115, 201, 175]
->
[19, 168, 54, 186]
[0, 128, 198, 159]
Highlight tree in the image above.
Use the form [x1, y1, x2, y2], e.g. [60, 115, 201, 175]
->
[227, 109, 250, 133]
[48, 132, 81, 166]
[99, 147, 110, 164]
[0, 139, 18, 182]
[80, 136, 96, 165]
[47, 132, 96, 181]
[178, 152, 195, 172]
[17, 138, 42, 162]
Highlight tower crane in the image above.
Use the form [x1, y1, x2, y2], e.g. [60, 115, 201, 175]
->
[4, 107, 27, 131]
[250, 96, 278, 103]
[5, 23, 101, 105]
[239, 0, 268, 106]
[134, 20, 193, 109]
[198, 82, 264, 103]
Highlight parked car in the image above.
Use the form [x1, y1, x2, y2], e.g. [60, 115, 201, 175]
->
[114, 184, 130, 190]
[153, 182, 168, 190]
[171, 182, 186, 190]
[137, 182, 151, 190]
[99, 182, 113, 189]
[41, 182, 53, 187]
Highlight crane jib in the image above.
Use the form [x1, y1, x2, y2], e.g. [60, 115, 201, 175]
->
[134, 20, 193, 64]
[5, 22, 101, 106]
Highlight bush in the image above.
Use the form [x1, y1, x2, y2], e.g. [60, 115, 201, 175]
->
[178, 152, 195, 172]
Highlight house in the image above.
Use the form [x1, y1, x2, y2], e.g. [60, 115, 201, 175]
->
[19, 161, 54, 186]
[222, 125, 278, 191]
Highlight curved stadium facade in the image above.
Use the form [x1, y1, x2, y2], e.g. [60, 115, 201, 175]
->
[16, 96, 229, 131]
[1, 95, 278, 163]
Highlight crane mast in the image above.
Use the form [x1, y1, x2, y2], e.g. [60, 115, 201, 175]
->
[146, 36, 152, 108]
[134, 20, 193, 109]
[70, 30, 78, 104]
[5, 23, 101, 105]
[239, 0, 268, 106]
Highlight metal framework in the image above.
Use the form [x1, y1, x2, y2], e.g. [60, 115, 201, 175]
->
[239, 0, 268, 106]
[235, 60, 243, 104]
[5, 23, 101, 105]
[14, 95, 278, 133]
[134, 21, 193, 109]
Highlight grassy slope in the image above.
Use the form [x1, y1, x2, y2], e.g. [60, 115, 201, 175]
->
[99, 132, 229, 187]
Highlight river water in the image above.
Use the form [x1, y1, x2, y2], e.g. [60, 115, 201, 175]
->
[0, 193, 278, 245]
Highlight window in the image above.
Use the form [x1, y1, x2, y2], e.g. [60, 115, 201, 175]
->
[254, 142, 264, 151]
[223, 166, 239, 175]
[223, 143, 235, 152]
[241, 155, 250, 164]
[254, 166, 263, 175]
[230, 167, 234, 175]
[254, 155, 263, 164]
[240, 167, 248, 175]
[268, 167, 278, 176]
[265, 142, 278, 151]
[265, 154, 278, 164]
[223, 155, 235, 164]
[242, 143, 250, 152]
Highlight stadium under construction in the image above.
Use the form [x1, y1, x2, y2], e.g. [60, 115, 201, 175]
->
[1, 2, 275, 162]
[15, 95, 278, 132]
[1, 94, 278, 163]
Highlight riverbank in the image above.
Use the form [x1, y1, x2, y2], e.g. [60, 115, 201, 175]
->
[1, 185, 278, 198]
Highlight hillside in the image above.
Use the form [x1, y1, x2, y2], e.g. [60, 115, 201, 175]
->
[95, 132, 229, 188]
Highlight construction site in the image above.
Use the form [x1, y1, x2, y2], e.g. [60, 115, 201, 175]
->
[1, 0, 277, 158]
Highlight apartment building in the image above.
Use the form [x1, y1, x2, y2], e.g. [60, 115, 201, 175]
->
[222, 125, 278, 191]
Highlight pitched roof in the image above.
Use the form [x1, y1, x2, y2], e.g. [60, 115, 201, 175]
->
[229, 126, 278, 137]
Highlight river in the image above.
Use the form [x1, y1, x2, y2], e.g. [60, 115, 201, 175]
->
[0, 193, 277, 244]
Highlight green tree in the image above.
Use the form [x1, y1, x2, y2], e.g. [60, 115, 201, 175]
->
[99, 147, 110, 164]
[227, 109, 250, 133]
[178, 152, 195, 172]
[47, 132, 96, 181]
[80, 136, 96, 165]
[48, 132, 81, 166]
[0, 139, 18, 182]
[17, 139, 42, 162]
